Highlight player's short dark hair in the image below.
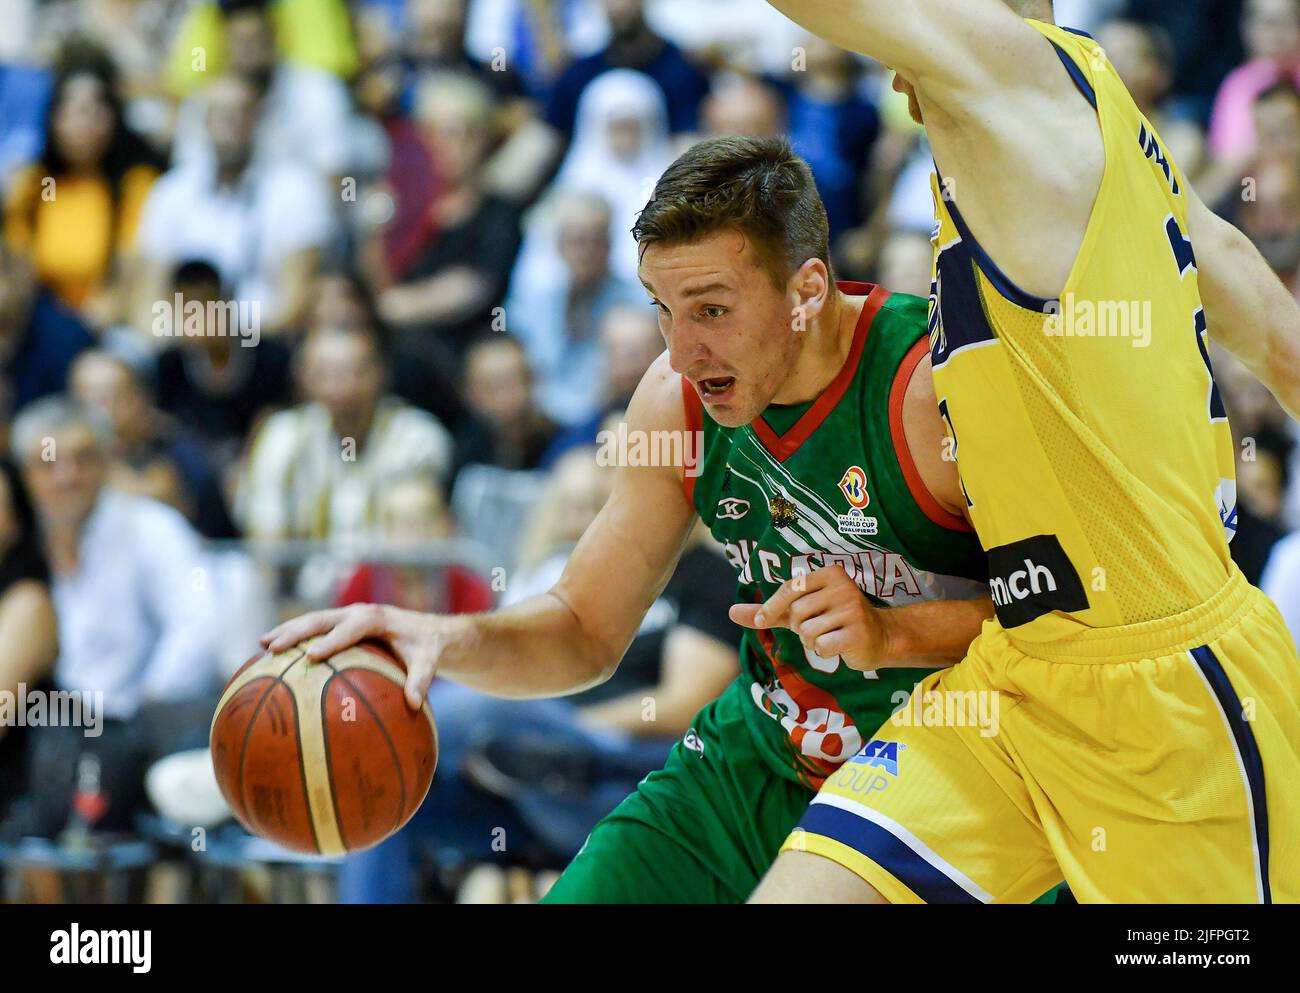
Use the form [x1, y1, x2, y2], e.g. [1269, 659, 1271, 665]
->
[633, 135, 830, 289]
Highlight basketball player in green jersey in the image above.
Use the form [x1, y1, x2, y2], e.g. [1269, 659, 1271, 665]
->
[263, 136, 1013, 903]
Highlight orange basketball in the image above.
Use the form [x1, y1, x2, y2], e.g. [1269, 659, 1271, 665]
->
[209, 639, 437, 855]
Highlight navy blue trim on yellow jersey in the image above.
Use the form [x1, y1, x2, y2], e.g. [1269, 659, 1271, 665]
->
[937, 189, 1057, 314]
[800, 802, 982, 904]
[1049, 41, 1097, 109]
[1190, 644, 1272, 903]
[1062, 26, 1095, 41]
[930, 238, 1001, 368]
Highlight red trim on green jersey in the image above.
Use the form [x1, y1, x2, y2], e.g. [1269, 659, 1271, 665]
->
[888, 337, 974, 532]
[750, 282, 891, 462]
[681, 374, 703, 505]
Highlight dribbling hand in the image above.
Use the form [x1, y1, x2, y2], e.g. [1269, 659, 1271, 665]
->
[261, 604, 459, 709]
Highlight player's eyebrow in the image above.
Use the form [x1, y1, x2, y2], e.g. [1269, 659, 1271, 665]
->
[681, 282, 733, 298]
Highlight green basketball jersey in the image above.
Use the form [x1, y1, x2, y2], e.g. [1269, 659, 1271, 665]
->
[684, 282, 988, 788]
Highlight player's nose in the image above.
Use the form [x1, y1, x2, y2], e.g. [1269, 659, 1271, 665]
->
[665, 321, 704, 375]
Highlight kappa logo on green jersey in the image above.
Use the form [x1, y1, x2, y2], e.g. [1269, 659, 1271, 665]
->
[717, 497, 750, 521]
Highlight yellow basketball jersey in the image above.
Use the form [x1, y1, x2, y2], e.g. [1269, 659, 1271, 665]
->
[927, 21, 1238, 645]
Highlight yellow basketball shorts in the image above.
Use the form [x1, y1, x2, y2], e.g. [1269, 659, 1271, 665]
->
[784, 567, 1300, 902]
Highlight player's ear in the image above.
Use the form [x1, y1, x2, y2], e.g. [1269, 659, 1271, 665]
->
[789, 258, 830, 334]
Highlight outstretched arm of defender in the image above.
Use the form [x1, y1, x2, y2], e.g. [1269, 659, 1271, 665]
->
[764, 0, 1050, 93]
[260, 355, 697, 707]
[1189, 188, 1300, 421]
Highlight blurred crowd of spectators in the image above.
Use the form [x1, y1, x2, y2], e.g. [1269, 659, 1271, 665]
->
[0, 0, 1296, 901]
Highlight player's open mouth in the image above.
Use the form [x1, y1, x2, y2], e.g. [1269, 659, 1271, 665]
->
[697, 376, 736, 403]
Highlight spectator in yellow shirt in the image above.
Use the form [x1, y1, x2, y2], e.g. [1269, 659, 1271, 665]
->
[166, 0, 359, 97]
[3, 50, 164, 328]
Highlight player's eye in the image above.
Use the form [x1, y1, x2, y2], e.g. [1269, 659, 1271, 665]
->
[702, 306, 726, 320]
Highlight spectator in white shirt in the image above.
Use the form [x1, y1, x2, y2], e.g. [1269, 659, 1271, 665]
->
[506, 191, 645, 425]
[133, 74, 336, 336]
[237, 322, 453, 543]
[1262, 532, 1300, 648]
[11, 397, 220, 720]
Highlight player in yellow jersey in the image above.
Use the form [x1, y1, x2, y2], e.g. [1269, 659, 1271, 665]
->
[750, 0, 1300, 903]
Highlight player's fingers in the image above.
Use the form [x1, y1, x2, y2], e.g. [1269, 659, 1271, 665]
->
[787, 587, 842, 631]
[735, 567, 855, 630]
[262, 609, 348, 653]
[260, 618, 300, 649]
[753, 581, 800, 627]
[763, 565, 856, 626]
[404, 659, 436, 710]
[811, 624, 859, 660]
[302, 606, 387, 661]
[755, 571, 823, 626]
[793, 607, 849, 647]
